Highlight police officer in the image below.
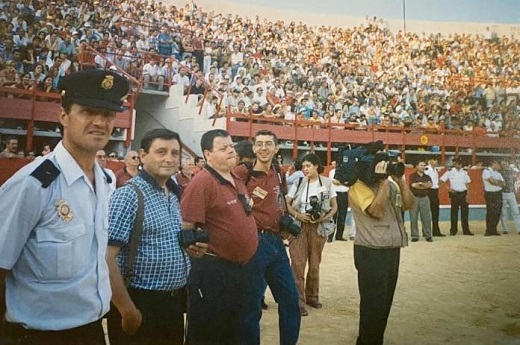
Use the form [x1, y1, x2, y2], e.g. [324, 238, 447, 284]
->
[440, 157, 474, 236]
[482, 160, 505, 236]
[0, 70, 129, 344]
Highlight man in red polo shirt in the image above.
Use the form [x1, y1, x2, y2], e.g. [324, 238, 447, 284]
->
[233, 130, 301, 345]
[180, 129, 258, 345]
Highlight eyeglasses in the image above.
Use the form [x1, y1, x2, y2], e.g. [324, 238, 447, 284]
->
[254, 141, 275, 148]
[130, 156, 139, 160]
[109, 154, 117, 158]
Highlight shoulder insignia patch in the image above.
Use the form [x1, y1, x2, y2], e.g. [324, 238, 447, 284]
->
[102, 168, 112, 184]
[30, 160, 61, 188]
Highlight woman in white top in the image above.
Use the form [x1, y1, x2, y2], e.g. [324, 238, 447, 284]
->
[286, 154, 337, 316]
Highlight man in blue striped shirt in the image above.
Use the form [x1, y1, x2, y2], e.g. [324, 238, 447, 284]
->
[106, 129, 207, 345]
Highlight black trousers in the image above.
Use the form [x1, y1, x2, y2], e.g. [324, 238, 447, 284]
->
[0, 319, 105, 345]
[106, 287, 186, 345]
[354, 245, 400, 345]
[186, 254, 247, 345]
[427, 188, 441, 235]
[484, 191, 503, 235]
[330, 191, 348, 240]
[448, 191, 471, 234]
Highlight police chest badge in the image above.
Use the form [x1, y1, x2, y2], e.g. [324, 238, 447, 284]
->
[101, 75, 114, 90]
[55, 199, 73, 222]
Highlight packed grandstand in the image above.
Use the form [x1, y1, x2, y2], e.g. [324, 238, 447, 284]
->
[0, 0, 519, 154]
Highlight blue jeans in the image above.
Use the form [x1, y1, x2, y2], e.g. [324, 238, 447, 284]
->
[243, 232, 300, 345]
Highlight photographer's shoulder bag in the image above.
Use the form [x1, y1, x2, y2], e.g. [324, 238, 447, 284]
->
[125, 182, 145, 288]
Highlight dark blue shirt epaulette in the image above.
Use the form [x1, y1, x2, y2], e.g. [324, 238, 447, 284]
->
[102, 168, 112, 184]
[30, 159, 61, 188]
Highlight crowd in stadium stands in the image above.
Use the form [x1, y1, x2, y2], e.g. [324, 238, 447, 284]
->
[0, 0, 519, 136]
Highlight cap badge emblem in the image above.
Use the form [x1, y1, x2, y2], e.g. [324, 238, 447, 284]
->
[101, 75, 114, 90]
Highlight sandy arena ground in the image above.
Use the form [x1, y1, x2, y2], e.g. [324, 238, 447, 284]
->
[260, 221, 520, 345]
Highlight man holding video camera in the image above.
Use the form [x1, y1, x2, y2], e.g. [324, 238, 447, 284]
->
[181, 129, 259, 344]
[233, 130, 301, 345]
[349, 149, 414, 345]
[106, 129, 208, 345]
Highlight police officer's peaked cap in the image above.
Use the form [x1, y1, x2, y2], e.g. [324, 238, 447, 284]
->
[59, 70, 130, 112]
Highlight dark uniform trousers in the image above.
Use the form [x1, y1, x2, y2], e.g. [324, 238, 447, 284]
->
[107, 287, 186, 345]
[427, 188, 442, 235]
[330, 191, 348, 240]
[0, 319, 105, 345]
[354, 245, 400, 345]
[484, 191, 503, 235]
[186, 254, 247, 345]
[448, 191, 471, 235]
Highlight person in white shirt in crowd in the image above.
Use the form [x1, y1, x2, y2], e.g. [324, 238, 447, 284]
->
[482, 160, 505, 236]
[440, 157, 474, 236]
[424, 156, 446, 237]
[500, 159, 520, 234]
[95, 149, 117, 194]
[172, 67, 191, 94]
[142, 59, 159, 89]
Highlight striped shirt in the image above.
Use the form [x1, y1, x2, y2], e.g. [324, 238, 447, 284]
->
[108, 170, 189, 291]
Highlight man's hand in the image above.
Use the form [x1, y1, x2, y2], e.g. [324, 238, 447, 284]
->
[186, 242, 208, 258]
[374, 161, 388, 174]
[121, 307, 142, 335]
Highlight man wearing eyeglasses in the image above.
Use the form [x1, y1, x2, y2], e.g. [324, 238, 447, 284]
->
[115, 151, 140, 188]
[181, 129, 258, 344]
[233, 130, 301, 345]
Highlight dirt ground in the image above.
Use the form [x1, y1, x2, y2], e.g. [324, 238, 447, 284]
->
[259, 221, 520, 345]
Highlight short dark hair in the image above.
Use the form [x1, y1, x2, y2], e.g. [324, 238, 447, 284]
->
[200, 129, 230, 152]
[293, 158, 303, 171]
[234, 140, 255, 162]
[253, 130, 278, 145]
[301, 153, 323, 173]
[6, 136, 18, 143]
[140, 128, 182, 153]
[194, 156, 204, 164]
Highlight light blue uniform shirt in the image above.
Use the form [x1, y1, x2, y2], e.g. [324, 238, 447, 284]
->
[482, 168, 504, 192]
[0, 141, 111, 330]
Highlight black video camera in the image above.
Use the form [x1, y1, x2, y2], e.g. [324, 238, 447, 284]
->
[178, 229, 210, 248]
[306, 196, 322, 221]
[357, 147, 405, 186]
[280, 214, 301, 237]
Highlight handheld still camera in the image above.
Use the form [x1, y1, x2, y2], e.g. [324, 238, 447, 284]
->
[279, 214, 301, 237]
[178, 229, 210, 248]
[306, 195, 322, 221]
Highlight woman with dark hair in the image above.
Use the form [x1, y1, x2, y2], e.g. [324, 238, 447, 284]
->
[36, 76, 58, 101]
[13, 72, 34, 99]
[285, 153, 337, 316]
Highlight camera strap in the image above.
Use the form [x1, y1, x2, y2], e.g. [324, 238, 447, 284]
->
[126, 182, 145, 288]
[274, 164, 292, 214]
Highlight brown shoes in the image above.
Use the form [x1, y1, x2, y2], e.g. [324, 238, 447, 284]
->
[306, 301, 323, 309]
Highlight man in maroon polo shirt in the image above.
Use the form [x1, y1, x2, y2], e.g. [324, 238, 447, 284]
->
[180, 129, 258, 345]
[233, 130, 301, 345]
